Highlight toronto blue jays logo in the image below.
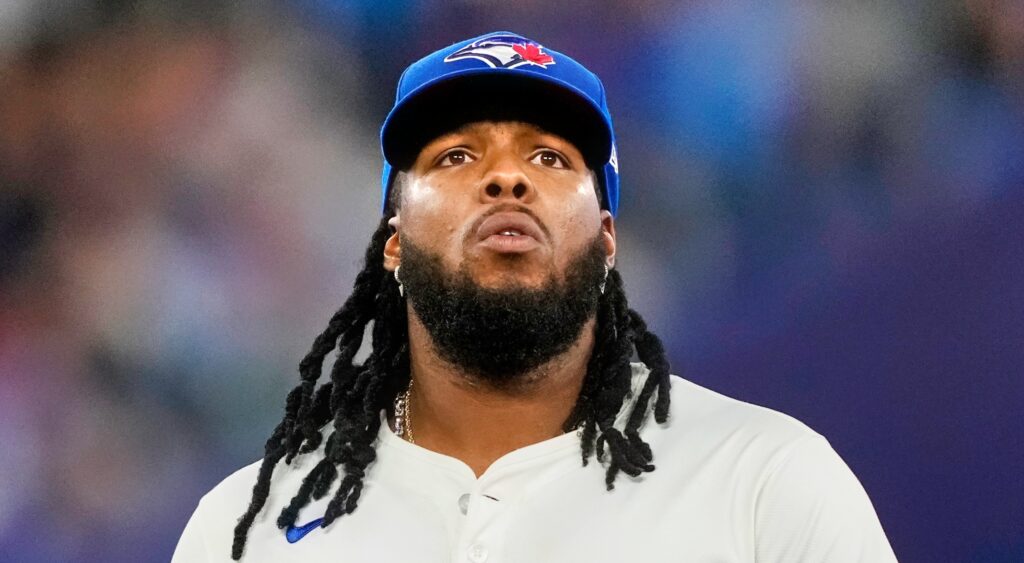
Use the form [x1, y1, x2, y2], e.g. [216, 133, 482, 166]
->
[444, 34, 556, 69]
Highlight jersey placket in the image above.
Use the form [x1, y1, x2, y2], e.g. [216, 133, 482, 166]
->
[454, 486, 506, 563]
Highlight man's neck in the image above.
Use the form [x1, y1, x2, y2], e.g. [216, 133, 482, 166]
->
[402, 312, 595, 477]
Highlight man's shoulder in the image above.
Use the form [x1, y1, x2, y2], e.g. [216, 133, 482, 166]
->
[199, 458, 264, 509]
[174, 443, 337, 562]
[665, 371, 818, 440]
[634, 364, 825, 469]
[193, 441, 329, 525]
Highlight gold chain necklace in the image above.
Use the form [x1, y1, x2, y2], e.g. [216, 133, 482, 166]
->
[393, 379, 414, 444]
[394, 378, 588, 445]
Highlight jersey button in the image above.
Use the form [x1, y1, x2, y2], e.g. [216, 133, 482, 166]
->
[458, 493, 471, 515]
[467, 543, 489, 563]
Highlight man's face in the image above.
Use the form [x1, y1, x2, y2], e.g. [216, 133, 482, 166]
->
[383, 120, 617, 384]
[386, 120, 615, 289]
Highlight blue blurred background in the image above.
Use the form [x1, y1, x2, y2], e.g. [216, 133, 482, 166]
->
[1, 1, 1021, 561]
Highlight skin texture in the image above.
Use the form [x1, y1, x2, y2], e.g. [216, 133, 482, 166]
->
[382, 120, 617, 475]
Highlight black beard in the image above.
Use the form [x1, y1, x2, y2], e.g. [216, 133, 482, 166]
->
[399, 233, 607, 390]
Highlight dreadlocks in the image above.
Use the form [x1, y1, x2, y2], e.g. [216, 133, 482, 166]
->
[231, 216, 673, 560]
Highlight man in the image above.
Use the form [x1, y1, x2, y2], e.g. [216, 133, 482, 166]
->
[173, 31, 897, 562]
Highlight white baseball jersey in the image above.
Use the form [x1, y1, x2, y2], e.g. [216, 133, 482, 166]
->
[172, 363, 897, 562]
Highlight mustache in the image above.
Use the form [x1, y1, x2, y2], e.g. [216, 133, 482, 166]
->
[463, 203, 553, 245]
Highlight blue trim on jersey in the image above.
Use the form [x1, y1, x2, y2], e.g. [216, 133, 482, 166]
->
[285, 517, 324, 543]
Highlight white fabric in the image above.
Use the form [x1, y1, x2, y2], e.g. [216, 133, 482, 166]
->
[172, 364, 897, 562]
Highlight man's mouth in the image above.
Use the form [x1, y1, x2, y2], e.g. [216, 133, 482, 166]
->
[479, 231, 540, 253]
[475, 212, 545, 253]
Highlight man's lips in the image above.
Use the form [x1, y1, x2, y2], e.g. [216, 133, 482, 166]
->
[475, 211, 545, 253]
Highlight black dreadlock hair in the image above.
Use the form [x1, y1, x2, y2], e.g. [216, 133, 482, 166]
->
[231, 216, 673, 560]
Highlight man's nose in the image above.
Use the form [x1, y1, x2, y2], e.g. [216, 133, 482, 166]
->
[478, 151, 536, 204]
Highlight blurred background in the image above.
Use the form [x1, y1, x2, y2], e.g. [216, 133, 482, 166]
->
[1, 1, 1021, 561]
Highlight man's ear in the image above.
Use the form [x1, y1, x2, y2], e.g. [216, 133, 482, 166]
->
[383, 215, 401, 272]
[601, 210, 616, 269]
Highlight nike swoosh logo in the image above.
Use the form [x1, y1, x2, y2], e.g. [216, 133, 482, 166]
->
[285, 517, 324, 543]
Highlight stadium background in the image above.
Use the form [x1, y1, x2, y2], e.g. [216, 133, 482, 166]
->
[1, 1, 1021, 561]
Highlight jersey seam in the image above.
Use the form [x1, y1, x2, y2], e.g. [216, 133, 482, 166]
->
[751, 432, 825, 563]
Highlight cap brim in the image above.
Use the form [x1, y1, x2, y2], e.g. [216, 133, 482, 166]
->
[381, 69, 612, 171]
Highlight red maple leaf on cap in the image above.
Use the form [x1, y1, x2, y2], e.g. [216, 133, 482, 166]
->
[513, 43, 554, 66]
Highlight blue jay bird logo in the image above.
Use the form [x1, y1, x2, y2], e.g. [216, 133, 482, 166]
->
[444, 34, 556, 69]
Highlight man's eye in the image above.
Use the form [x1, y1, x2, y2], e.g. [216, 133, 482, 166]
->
[530, 150, 569, 169]
[438, 149, 474, 167]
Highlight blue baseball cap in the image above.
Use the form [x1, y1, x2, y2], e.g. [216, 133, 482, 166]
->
[379, 31, 620, 216]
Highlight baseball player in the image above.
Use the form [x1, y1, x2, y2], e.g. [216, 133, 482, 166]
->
[172, 31, 897, 562]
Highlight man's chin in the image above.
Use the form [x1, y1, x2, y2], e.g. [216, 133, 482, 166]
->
[476, 278, 548, 294]
[466, 266, 554, 293]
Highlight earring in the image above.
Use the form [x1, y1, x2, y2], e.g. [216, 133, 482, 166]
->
[599, 265, 609, 295]
[394, 266, 404, 297]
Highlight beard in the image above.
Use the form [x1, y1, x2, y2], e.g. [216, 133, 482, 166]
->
[399, 232, 607, 390]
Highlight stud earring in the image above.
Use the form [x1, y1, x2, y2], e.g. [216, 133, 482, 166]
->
[600, 265, 609, 295]
[394, 266, 404, 297]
